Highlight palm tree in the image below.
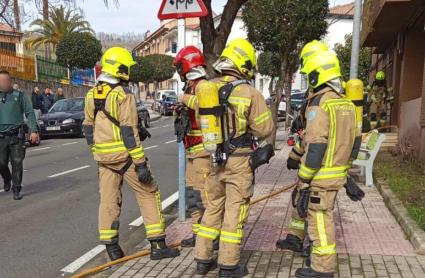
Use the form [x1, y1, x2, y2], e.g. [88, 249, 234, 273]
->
[25, 5, 94, 55]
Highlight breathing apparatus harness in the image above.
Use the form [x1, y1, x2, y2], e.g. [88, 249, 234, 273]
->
[93, 82, 151, 176]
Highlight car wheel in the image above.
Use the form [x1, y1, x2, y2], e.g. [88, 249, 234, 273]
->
[78, 123, 85, 138]
[144, 114, 151, 128]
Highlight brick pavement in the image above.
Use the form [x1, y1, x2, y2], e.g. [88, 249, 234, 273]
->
[97, 145, 425, 278]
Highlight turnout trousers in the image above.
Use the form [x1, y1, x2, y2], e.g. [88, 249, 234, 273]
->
[186, 156, 210, 234]
[195, 154, 253, 267]
[98, 161, 165, 243]
[307, 189, 338, 273]
[287, 185, 307, 240]
[0, 135, 25, 192]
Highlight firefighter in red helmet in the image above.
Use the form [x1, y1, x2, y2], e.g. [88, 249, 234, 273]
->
[173, 46, 217, 249]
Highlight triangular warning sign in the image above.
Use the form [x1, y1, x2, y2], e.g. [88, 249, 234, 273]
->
[158, 0, 209, 20]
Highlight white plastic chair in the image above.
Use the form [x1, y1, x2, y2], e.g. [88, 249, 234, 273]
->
[353, 130, 386, 187]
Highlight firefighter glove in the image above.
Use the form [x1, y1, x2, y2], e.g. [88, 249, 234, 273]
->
[250, 144, 275, 171]
[291, 187, 298, 208]
[174, 109, 191, 143]
[345, 176, 365, 202]
[297, 184, 310, 218]
[287, 157, 300, 170]
[135, 162, 153, 184]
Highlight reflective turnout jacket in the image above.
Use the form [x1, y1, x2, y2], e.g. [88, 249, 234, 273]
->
[83, 84, 145, 164]
[212, 75, 274, 143]
[181, 79, 210, 159]
[298, 86, 360, 190]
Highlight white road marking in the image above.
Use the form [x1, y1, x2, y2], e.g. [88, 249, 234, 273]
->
[29, 147, 51, 152]
[162, 124, 171, 128]
[165, 139, 177, 144]
[144, 145, 158, 150]
[0, 189, 3, 193]
[129, 191, 179, 227]
[62, 141, 80, 146]
[60, 245, 106, 273]
[150, 126, 161, 130]
[47, 165, 91, 178]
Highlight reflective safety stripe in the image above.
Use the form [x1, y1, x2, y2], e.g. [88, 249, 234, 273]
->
[220, 230, 242, 244]
[312, 244, 336, 255]
[99, 229, 118, 240]
[312, 165, 349, 180]
[187, 95, 198, 109]
[187, 130, 203, 137]
[198, 225, 220, 240]
[93, 141, 126, 153]
[128, 147, 145, 159]
[187, 143, 205, 154]
[85, 91, 94, 117]
[314, 210, 336, 256]
[145, 223, 165, 235]
[254, 111, 272, 125]
[289, 219, 305, 231]
[299, 163, 317, 180]
[109, 92, 121, 142]
[192, 223, 200, 234]
[228, 96, 251, 135]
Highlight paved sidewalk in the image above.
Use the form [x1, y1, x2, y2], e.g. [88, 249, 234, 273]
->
[99, 145, 425, 278]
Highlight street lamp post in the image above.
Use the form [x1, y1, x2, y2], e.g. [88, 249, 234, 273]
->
[350, 0, 363, 79]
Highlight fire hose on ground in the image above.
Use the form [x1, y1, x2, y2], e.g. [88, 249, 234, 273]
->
[71, 182, 298, 278]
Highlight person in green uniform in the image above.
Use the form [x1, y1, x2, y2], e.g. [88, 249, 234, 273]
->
[0, 70, 39, 200]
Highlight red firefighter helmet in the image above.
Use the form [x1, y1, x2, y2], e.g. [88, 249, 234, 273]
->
[174, 46, 206, 77]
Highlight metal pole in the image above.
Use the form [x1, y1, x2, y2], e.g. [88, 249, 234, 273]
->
[177, 18, 186, 222]
[350, 0, 363, 79]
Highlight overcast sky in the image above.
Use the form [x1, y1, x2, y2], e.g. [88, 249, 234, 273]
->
[24, 0, 354, 34]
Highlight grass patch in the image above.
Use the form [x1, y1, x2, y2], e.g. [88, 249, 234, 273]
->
[375, 156, 425, 230]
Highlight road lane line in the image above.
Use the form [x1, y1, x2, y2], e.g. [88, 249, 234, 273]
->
[144, 145, 158, 150]
[165, 139, 177, 144]
[60, 245, 106, 273]
[150, 126, 161, 130]
[62, 141, 80, 146]
[48, 165, 91, 178]
[129, 191, 179, 227]
[162, 124, 171, 128]
[29, 147, 51, 152]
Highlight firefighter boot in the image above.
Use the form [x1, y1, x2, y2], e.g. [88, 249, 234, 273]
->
[219, 265, 249, 278]
[196, 260, 217, 275]
[276, 234, 303, 252]
[181, 234, 196, 247]
[12, 186, 22, 200]
[105, 243, 125, 261]
[295, 268, 334, 278]
[150, 239, 180, 260]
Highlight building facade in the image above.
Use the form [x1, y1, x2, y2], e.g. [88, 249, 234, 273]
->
[361, 0, 425, 161]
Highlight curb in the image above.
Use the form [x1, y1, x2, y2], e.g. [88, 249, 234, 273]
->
[376, 177, 425, 255]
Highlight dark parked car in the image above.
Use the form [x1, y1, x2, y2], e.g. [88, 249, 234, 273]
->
[291, 90, 306, 110]
[38, 98, 85, 138]
[136, 100, 151, 128]
[159, 96, 177, 116]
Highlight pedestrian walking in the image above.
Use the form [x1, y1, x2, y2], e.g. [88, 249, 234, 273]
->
[31, 86, 42, 120]
[82, 47, 180, 261]
[41, 87, 54, 113]
[0, 70, 39, 200]
[195, 39, 274, 277]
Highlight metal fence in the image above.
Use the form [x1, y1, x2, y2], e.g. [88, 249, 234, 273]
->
[0, 49, 36, 81]
[36, 55, 68, 82]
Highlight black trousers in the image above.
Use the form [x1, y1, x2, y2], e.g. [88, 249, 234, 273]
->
[0, 136, 25, 192]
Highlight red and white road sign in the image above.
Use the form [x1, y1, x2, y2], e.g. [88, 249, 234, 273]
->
[158, 0, 209, 20]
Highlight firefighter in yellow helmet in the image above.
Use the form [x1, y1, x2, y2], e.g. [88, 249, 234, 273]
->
[287, 51, 358, 278]
[82, 47, 179, 261]
[368, 70, 393, 128]
[194, 38, 274, 277]
[277, 41, 330, 254]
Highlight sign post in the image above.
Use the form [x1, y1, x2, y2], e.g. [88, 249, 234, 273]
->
[158, 0, 209, 222]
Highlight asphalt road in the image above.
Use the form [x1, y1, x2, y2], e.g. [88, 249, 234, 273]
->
[0, 117, 178, 278]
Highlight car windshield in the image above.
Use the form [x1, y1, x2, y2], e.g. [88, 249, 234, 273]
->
[49, 99, 84, 113]
[292, 93, 305, 100]
[166, 91, 176, 96]
[166, 97, 177, 102]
